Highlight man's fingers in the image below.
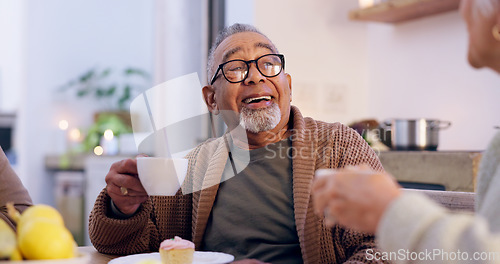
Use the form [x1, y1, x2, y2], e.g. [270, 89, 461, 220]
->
[107, 183, 147, 197]
[315, 168, 336, 178]
[116, 174, 145, 192]
[111, 158, 139, 176]
[313, 189, 329, 216]
[323, 198, 345, 227]
[313, 181, 342, 216]
[108, 185, 148, 214]
[312, 176, 328, 192]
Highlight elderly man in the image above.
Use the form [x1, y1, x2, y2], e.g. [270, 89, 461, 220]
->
[89, 23, 385, 264]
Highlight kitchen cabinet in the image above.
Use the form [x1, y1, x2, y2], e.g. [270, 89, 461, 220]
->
[379, 151, 481, 192]
[349, 0, 460, 23]
[46, 154, 130, 246]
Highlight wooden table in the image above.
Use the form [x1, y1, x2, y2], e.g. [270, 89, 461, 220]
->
[0, 247, 119, 264]
[78, 246, 119, 263]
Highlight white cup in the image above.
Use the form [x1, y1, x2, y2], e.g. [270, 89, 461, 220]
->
[136, 157, 189, 196]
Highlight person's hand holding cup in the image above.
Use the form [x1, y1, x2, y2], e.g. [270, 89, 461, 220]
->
[105, 157, 149, 215]
[106, 156, 189, 215]
[136, 157, 189, 196]
[312, 165, 401, 234]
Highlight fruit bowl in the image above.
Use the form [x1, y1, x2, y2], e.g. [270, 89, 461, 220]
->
[0, 252, 89, 264]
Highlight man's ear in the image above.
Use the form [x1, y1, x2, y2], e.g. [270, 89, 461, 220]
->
[202, 85, 217, 113]
[285, 73, 292, 102]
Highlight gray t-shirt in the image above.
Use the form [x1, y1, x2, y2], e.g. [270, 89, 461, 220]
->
[200, 138, 302, 263]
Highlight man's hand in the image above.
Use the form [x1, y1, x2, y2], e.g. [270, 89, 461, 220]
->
[312, 165, 402, 234]
[105, 158, 149, 215]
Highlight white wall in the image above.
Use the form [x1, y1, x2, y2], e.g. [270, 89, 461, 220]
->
[226, 0, 254, 26]
[16, 0, 154, 204]
[151, 0, 209, 157]
[0, 0, 24, 112]
[254, 0, 370, 125]
[365, 13, 500, 151]
[254, 0, 500, 151]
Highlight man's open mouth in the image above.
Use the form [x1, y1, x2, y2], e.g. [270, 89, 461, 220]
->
[243, 96, 272, 104]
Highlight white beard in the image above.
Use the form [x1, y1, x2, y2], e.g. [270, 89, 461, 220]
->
[239, 102, 281, 133]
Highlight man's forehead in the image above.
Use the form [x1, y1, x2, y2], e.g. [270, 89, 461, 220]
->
[216, 32, 277, 62]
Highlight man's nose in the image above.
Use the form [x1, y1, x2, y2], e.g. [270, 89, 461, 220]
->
[243, 62, 265, 84]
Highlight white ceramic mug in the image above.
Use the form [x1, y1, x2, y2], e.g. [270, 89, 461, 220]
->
[136, 157, 189, 196]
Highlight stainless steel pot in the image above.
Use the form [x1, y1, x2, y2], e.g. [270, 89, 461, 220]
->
[383, 119, 451, 151]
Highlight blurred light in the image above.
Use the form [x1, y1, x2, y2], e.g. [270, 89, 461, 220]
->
[69, 128, 81, 142]
[103, 129, 114, 140]
[58, 120, 69, 130]
[94, 146, 104, 156]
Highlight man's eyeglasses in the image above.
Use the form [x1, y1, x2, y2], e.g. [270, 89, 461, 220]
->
[210, 54, 285, 85]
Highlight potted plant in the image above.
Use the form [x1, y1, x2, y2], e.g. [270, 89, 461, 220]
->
[59, 66, 151, 153]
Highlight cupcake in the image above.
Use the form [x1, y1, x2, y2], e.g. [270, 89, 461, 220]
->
[159, 236, 195, 264]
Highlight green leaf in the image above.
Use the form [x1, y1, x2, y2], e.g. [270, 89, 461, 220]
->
[124, 67, 150, 79]
[96, 88, 105, 97]
[82, 123, 101, 151]
[118, 86, 131, 110]
[79, 69, 95, 83]
[123, 85, 131, 97]
[95, 113, 132, 135]
[77, 89, 89, 97]
[124, 68, 136, 75]
[106, 85, 116, 96]
[100, 68, 111, 78]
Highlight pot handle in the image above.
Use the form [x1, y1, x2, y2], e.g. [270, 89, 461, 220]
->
[435, 121, 452, 129]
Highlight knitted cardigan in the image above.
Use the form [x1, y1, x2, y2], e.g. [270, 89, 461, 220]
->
[89, 106, 385, 263]
[0, 146, 32, 229]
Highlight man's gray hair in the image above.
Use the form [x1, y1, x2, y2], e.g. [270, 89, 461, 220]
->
[472, 0, 499, 20]
[206, 23, 278, 84]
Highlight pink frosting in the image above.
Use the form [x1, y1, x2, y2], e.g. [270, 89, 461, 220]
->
[160, 236, 195, 250]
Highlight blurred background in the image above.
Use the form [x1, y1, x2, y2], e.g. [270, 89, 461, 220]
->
[0, 0, 499, 245]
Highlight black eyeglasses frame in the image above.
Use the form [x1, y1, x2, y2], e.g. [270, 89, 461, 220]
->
[210, 54, 285, 85]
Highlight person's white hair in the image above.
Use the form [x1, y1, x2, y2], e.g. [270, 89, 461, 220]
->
[206, 23, 278, 85]
[472, 0, 500, 20]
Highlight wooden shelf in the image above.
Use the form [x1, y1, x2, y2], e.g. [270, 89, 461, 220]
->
[349, 0, 460, 23]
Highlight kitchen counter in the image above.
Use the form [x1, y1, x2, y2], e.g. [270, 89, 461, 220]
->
[46, 151, 482, 193]
[379, 151, 482, 192]
[45, 154, 88, 171]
